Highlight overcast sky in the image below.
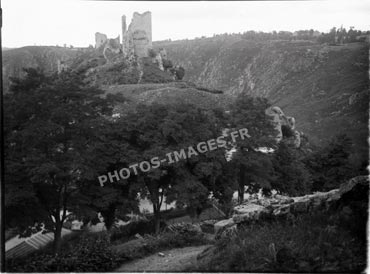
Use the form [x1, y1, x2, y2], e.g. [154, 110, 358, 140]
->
[2, 0, 370, 48]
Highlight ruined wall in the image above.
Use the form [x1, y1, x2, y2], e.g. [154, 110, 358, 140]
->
[103, 36, 121, 62]
[122, 11, 152, 58]
[95, 32, 108, 48]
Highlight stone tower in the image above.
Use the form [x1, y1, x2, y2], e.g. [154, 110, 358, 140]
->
[121, 11, 152, 58]
[121, 15, 128, 55]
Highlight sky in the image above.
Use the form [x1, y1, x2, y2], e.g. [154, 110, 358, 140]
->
[2, 0, 370, 48]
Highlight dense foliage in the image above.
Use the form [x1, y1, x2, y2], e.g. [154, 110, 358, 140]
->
[4, 68, 120, 252]
[6, 232, 123, 272]
[272, 141, 312, 196]
[305, 134, 355, 191]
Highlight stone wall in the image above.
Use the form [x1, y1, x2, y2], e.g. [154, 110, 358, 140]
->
[95, 32, 108, 49]
[214, 176, 368, 238]
[103, 36, 121, 62]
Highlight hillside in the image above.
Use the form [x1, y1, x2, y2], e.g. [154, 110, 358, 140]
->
[3, 38, 368, 161]
[154, 38, 369, 161]
[2, 46, 79, 93]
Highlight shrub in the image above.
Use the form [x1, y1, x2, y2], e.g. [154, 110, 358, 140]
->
[148, 49, 157, 58]
[110, 218, 166, 244]
[141, 63, 174, 83]
[162, 59, 173, 70]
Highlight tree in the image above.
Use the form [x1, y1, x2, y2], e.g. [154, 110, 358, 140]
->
[272, 141, 312, 196]
[114, 103, 228, 233]
[234, 150, 274, 200]
[162, 59, 173, 71]
[5, 68, 119, 253]
[305, 134, 354, 191]
[170, 66, 185, 80]
[229, 94, 277, 203]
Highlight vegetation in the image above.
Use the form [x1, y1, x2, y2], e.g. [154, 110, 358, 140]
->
[4, 47, 366, 271]
[112, 102, 230, 233]
[272, 141, 312, 196]
[113, 227, 211, 260]
[228, 94, 277, 202]
[305, 134, 355, 191]
[141, 57, 174, 83]
[6, 232, 124, 272]
[195, 211, 367, 272]
[4, 68, 122, 252]
[7, 228, 211, 272]
[155, 30, 369, 163]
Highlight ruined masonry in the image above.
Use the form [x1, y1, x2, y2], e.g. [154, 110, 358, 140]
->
[95, 11, 152, 59]
[122, 11, 152, 58]
[95, 32, 108, 49]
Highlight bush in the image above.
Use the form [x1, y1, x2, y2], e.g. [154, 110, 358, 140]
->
[141, 61, 174, 83]
[162, 59, 173, 70]
[195, 211, 366, 272]
[6, 232, 124, 272]
[110, 218, 166, 244]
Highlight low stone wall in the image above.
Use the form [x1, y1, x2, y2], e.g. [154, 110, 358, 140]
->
[214, 176, 368, 237]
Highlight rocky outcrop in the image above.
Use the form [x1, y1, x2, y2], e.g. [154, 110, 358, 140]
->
[265, 106, 301, 147]
[214, 176, 368, 238]
[214, 218, 235, 234]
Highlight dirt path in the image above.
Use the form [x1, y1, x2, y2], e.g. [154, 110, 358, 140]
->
[115, 245, 211, 272]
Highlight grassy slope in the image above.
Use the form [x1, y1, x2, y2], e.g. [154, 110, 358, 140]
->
[103, 82, 228, 111]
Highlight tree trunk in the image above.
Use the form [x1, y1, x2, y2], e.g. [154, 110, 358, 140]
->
[147, 181, 162, 235]
[153, 205, 161, 235]
[102, 203, 116, 230]
[53, 222, 62, 254]
[238, 165, 245, 204]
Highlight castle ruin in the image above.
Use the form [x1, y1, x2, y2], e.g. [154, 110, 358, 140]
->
[95, 11, 152, 59]
[95, 32, 108, 49]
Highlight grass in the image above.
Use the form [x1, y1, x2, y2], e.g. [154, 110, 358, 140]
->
[195, 211, 367, 272]
[112, 228, 213, 262]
